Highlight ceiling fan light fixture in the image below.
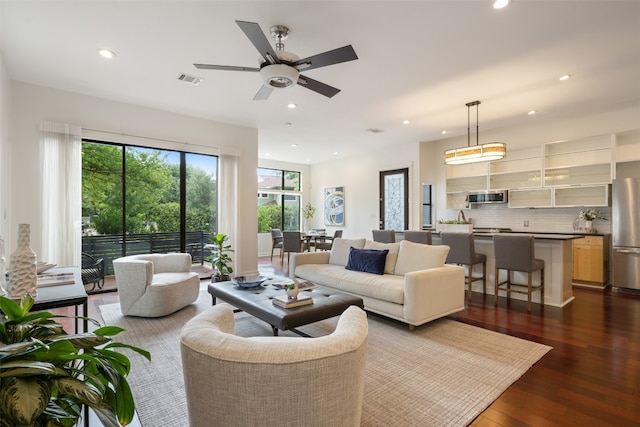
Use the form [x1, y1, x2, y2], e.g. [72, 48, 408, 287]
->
[444, 100, 507, 165]
[260, 63, 299, 88]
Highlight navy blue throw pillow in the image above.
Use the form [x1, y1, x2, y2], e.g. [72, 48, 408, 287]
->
[345, 247, 389, 275]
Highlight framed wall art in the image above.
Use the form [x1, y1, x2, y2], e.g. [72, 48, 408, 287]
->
[324, 186, 345, 226]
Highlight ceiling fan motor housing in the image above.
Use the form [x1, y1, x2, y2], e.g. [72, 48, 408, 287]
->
[260, 51, 300, 88]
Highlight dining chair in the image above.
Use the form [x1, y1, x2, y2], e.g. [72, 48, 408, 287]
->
[270, 229, 284, 261]
[281, 231, 308, 263]
[316, 230, 343, 251]
[372, 230, 396, 243]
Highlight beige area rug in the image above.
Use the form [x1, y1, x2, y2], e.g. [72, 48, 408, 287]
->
[99, 287, 551, 427]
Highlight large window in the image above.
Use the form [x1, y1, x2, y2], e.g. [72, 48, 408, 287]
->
[82, 140, 218, 279]
[257, 167, 301, 232]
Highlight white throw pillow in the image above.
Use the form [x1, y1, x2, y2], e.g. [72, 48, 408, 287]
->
[329, 238, 366, 266]
[393, 240, 450, 276]
[364, 240, 400, 274]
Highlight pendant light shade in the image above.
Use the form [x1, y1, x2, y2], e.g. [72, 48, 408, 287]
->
[444, 100, 506, 165]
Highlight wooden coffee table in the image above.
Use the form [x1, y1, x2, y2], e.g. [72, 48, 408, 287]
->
[207, 279, 364, 336]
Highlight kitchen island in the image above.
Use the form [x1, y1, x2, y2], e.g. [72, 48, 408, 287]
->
[432, 232, 582, 308]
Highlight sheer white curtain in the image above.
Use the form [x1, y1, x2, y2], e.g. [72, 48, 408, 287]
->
[218, 150, 239, 271]
[40, 121, 82, 267]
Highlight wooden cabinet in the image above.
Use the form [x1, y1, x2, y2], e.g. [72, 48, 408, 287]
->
[572, 235, 610, 288]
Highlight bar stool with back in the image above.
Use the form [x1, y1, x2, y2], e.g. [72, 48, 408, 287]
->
[440, 232, 487, 299]
[493, 234, 545, 312]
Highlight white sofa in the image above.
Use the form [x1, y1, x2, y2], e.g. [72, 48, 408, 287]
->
[290, 238, 465, 329]
[113, 253, 200, 317]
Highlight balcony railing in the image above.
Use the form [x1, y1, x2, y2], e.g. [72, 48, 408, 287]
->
[82, 231, 212, 275]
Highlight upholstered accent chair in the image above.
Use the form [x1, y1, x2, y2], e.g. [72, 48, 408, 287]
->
[441, 232, 487, 299]
[493, 234, 545, 312]
[113, 253, 200, 317]
[180, 304, 369, 427]
[403, 230, 433, 245]
[372, 229, 396, 243]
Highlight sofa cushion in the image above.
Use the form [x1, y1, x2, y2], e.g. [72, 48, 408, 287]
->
[345, 247, 389, 275]
[295, 264, 405, 304]
[393, 240, 450, 276]
[364, 240, 400, 274]
[329, 238, 366, 266]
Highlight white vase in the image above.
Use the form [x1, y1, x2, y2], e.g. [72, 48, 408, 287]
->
[8, 224, 38, 299]
[585, 220, 593, 233]
[286, 282, 300, 300]
[303, 219, 310, 233]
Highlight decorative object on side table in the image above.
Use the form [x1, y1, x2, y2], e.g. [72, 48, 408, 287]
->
[578, 209, 608, 233]
[0, 293, 150, 427]
[8, 223, 38, 299]
[207, 233, 234, 282]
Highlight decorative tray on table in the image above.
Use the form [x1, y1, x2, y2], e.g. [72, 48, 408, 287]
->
[232, 275, 267, 288]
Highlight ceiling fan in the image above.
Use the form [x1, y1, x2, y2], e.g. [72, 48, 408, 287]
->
[194, 20, 358, 100]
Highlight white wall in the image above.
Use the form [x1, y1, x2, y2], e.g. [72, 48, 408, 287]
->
[10, 82, 260, 275]
[0, 52, 11, 253]
[309, 141, 420, 240]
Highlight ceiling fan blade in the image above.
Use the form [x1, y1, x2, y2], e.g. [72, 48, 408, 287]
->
[194, 63, 260, 72]
[253, 85, 274, 101]
[298, 75, 341, 98]
[293, 45, 358, 71]
[236, 20, 280, 65]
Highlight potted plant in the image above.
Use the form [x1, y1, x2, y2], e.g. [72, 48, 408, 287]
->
[0, 294, 150, 427]
[207, 233, 234, 282]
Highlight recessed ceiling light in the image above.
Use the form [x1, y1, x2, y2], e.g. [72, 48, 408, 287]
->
[559, 74, 571, 81]
[441, 130, 448, 135]
[493, 0, 509, 9]
[402, 120, 410, 125]
[291, 144, 298, 148]
[528, 110, 537, 115]
[98, 49, 116, 59]
[287, 103, 297, 109]
[265, 152, 271, 157]
[333, 151, 339, 155]
[305, 158, 310, 162]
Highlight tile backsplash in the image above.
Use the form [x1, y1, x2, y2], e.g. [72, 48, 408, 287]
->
[448, 204, 611, 234]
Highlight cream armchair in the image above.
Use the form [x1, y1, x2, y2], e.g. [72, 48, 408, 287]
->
[180, 304, 369, 427]
[113, 253, 200, 317]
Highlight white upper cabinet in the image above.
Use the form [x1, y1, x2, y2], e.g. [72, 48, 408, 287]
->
[543, 134, 614, 186]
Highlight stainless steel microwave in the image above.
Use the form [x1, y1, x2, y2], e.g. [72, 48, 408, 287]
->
[468, 191, 508, 204]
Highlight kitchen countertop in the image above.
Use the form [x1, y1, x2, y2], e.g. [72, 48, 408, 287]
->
[425, 229, 608, 238]
[473, 232, 583, 240]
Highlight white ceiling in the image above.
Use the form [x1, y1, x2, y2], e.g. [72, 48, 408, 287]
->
[2, 1, 639, 164]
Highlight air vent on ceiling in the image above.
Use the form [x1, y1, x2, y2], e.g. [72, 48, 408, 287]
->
[366, 128, 384, 133]
[178, 73, 203, 86]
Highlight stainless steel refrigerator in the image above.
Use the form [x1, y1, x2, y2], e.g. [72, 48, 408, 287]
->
[612, 178, 640, 290]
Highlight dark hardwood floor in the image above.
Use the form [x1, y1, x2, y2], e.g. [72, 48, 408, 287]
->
[50, 257, 640, 426]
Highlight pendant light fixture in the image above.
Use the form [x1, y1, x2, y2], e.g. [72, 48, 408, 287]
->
[444, 100, 506, 165]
